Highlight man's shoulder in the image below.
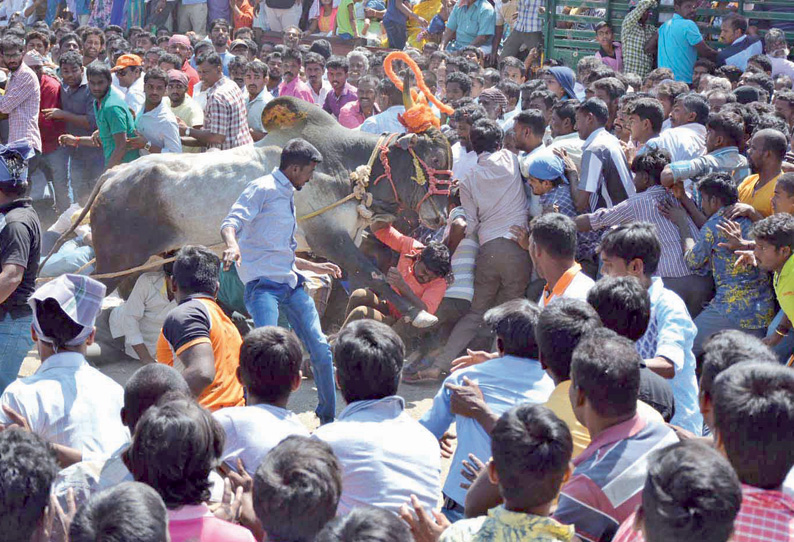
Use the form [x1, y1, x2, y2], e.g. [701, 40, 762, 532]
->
[438, 516, 488, 542]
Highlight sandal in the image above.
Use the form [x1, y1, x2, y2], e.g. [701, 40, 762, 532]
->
[402, 365, 444, 384]
[403, 357, 435, 376]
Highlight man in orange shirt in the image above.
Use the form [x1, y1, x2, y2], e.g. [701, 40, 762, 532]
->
[343, 221, 451, 327]
[728, 128, 787, 222]
[156, 245, 245, 412]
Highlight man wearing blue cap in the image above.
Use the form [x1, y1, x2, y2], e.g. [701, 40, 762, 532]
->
[0, 141, 40, 395]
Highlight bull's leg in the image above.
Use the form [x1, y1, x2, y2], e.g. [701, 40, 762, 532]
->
[308, 229, 438, 328]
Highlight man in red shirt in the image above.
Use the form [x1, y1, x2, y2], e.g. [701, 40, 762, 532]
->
[167, 35, 200, 96]
[342, 221, 451, 327]
[24, 52, 68, 213]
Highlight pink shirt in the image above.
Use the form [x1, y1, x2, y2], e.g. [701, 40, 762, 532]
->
[277, 77, 315, 104]
[169, 504, 256, 542]
[338, 100, 379, 129]
[595, 42, 624, 73]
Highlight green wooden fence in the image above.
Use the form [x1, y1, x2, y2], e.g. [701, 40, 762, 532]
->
[542, 0, 794, 71]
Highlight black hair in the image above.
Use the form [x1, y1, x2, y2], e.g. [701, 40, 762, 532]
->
[777, 172, 794, 197]
[315, 506, 412, 542]
[743, 71, 775, 100]
[82, 27, 105, 45]
[239, 326, 302, 403]
[377, 77, 402, 106]
[712, 362, 794, 488]
[209, 18, 230, 33]
[58, 49, 83, 69]
[514, 109, 546, 137]
[755, 116, 791, 147]
[85, 60, 112, 83]
[577, 98, 609, 125]
[755, 127, 788, 161]
[172, 245, 220, 296]
[484, 299, 541, 359]
[589, 77, 626, 102]
[594, 20, 613, 32]
[482, 67, 500, 86]
[254, 436, 341, 542]
[419, 241, 451, 277]
[69, 482, 169, 542]
[656, 80, 690, 102]
[700, 330, 776, 397]
[586, 276, 651, 342]
[642, 441, 742, 542]
[334, 320, 403, 403]
[694, 57, 717, 74]
[696, 172, 739, 208]
[497, 80, 521, 102]
[530, 213, 577, 260]
[776, 89, 794, 105]
[325, 55, 348, 72]
[631, 147, 671, 185]
[196, 51, 222, 68]
[715, 64, 743, 85]
[280, 138, 323, 170]
[123, 364, 190, 431]
[734, 85, 762, 105]
[246, 59, 269, 78]
[723, 12, 748, 33]
[645, 67, 674, 85]
[282, 48, 302, 65]
[582, 65, 616, 86]
[228, 54, 249, 73]
[143, 66, 168, 86]
[529, 89, 558, 110]
[675, 92, 710, 125]
[551, 100, 578, 128]
[499, 55, 523, 72]
[748, 53, 772, 74]
[357, 74, 379, 89]
[706, 111, 745, 146]
[0, 429, 58, 542]
[136, 33, 155, 45]
[309, 39, 332, 59]
[598, 222, 662, 277]
[125, 398, 224, 508]
[157, 52, 182, 68]
[491, 404, 573, 507]
[627, 97, 665, 133]
[535, 299, 602, 381]
[446, 71, 472, 96]
[470, 118, 503, 154]
[105, 24, 123, 34]
[34, 297, 84, 349]
[752, 212, 794, 252]
[452, 102, 487, 125]
[571, 328, 641, 418]
[58, 31, 81, 49]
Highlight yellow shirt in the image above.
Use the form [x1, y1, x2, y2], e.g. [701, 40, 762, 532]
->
[775, 254, 794, 324]
[737, 173, 781, 218]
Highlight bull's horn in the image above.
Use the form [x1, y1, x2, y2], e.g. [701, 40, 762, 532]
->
[402, 71, 414, 110]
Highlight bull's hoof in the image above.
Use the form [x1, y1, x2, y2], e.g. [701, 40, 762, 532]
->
[411, 310, 438, 328]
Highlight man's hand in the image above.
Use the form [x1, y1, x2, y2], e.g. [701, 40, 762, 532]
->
[552, 147, 577, 175]
[657, 197, 688, 226]
[734, 250, 757, 269]
[620, 140, 636, 166]
[509, 225, 529, 251]
[450, 349, 498, 372]
[447, 376, 485, 419]
[209, 477, 243, 523]
[176, 116, 189, 135]
[399, 494, 451, 542]
[42, 108, 67, 121]
[660, 165, 675, 188]
[34, 490, 76, 542]
[716, 219, 751, 251]
[439, 431, 456, 459]
[386, 267, 409, 293]
[58, 134, 79, 148]
[224, 458, 262, 535]
[762, 333, 784, 347]
[222, 243, 241, 271]
[91, 130, 101, 147]
[726, 202, 762, 222]
[1, 405, 30, 432]
[312, 261, 342, 278]
[460, 453, 486, 489]
[126, 134, 148, 150]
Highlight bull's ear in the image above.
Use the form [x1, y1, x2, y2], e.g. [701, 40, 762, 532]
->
[396, 133, 418, 150]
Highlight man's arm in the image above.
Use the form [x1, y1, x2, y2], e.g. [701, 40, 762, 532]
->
[0, 264, 24, 305]
[177, 342, 216, 397]
[187, 97, 227, 145]
[105, 132, 129, 170]
[646, 296, 697, 380]
[694, 40, 718, 61]
[42, 108, 92, 130]
[119, 275, 159, 364]
[622, 0, 656, 32]
[183, 125, 225, 146]
[444, 215, 466, 254]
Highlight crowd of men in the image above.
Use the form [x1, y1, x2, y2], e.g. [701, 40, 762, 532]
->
[0, 0, 793, 541]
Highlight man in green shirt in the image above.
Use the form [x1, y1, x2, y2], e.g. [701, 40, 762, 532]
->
[59, 62, 139, 170]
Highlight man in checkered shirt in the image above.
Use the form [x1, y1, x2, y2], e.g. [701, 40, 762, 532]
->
[499, 0, 543, 61]
[180, 52, 253, 151]
[0, 36, 41, 155]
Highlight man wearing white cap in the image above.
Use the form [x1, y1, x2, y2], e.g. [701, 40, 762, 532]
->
[0, 274, 129, 461]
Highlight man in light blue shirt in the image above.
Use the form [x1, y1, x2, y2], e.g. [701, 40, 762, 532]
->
[359, 78, 406, 135]
[314, 320, 441, 516]
[658, 0, 716, 84]
[441, 0, 496, 54]
[599, 222, 703, 435]
[221, 139, 340, 424]
[420, 299, 554, 522]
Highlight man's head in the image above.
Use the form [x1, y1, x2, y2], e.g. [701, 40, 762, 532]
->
[334, 320, 403, 404]
[570, 328, 641, 427]
[627, 97, 664, 142]
[513, 109, 546, 153]
[228, 55, 248, 88]
[499, 56, 524, 84]
[576, 98, 609, 139]
[170, 245, 220, 300]
[0, 36, 25, 72]
[630, 147, 671, 192]
[122, 361, 190, 433]
[704, 111, 744, 153]
[303, 52, 325, 89]
[588, 77, 625, 129]
[346, 51, 369, 86]
[69, 482, 169, 542]
[279, 138, 323, 190]
[773, 173, 794, 215]
[594, 21, 615, 49]
[525, 151, 565, 196]
[282, 25, 302, 49]
[489, 405, 573, 510]
[451, 103, 487, 150]
[469, 118, 503, 155]
[59, 31, 82, 55]
[167, 34, 192, 62]
[244, 60, 269, 99]
[356, 75, 379, 113]
[599, 222, 661, 281]
[752, 213, 794, 273]
[478, 88, 508, 121]
[670, 92, 709, 128]
[693, 58, 716, 90]
[266, 52, 283, 81]
[746, 128, 788, 174]
[238, 326, 302, 405]
[529, 89, 558, 125]
[281, 49, 302, 84]
[549, 100, 577, 138]
[639, 441, 741, 542]
[535, 299, 602, 383]
[58, 49, 84, 89]
[136, 33, 155, 51]
[86, 61, 113, 101]
[705, 89, 737, 113]
[82, 27, 104, 61]
[484, 299, 541, 360]
[0, 429, 58, 542]
[157, 52, 181, 72]
[674, 0, 698, 19]
[230, 39, 249, 58]
[209, 19, 230, 50]
[377, 78, 402, 110]
[748, 54, 773, 76]
[712, 362, 794, 489]
[196, 51, 223, 88]
[587, 276, 651, 342]
[445, 71, 472, 103]
[529, 213, 578, 271]
[696, 172, 739, 218]
[416, 242, 451, 283]
[642, 67, 674, 92]
[315, 506, 412, 542]
[25, 30, 49, 56]
[325, 55, 349, 95]
[774, 90, 794, 126]
[112, 54, 143, 88]
[143, 67, 168, 108]
[719, 13, 747, 45]
[699, 330, 776, 430]
[254, 436, 341, 542]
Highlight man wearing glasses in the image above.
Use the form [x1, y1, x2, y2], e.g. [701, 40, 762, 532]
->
[0, 36, 41, 156]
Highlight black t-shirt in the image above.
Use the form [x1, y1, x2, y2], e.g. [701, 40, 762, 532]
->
[0, 199, 41, 313]
[639, 365, 676, 423]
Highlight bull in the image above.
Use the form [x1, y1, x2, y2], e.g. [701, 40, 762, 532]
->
[87, 97, 453, 326]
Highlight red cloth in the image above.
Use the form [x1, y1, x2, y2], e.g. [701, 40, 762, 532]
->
[233, 0, 255, 29]
[182, 60, 200, 97]
[373, 225, 447, 316]
[38, 73, 65, 154]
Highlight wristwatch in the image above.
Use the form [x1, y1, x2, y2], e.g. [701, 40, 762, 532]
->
[144, 141, 152, 152]
[185, 127, 191, 137]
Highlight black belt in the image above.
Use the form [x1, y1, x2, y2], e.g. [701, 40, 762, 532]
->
[442, 494, 464, 512]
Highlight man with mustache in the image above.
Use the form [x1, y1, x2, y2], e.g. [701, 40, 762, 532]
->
[277, 49, 314, 104]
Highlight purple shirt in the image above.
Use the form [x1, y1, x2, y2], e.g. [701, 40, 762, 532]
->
[277, 78, 315, 104]
[322, 82, 357, 119]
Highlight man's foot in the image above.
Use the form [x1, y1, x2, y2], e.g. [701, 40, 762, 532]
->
[402, 366, 443, 384]
[411, 310, 438, 328]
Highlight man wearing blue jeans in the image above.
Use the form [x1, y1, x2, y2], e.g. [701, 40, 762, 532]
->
[0, 141, 40, 395]
[221, 138, 339, 424]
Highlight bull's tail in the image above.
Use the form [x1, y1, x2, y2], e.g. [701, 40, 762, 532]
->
[37, 165, 118, 276]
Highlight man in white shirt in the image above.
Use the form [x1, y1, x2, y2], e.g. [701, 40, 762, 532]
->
[214, 327, 309, 474]
[314, 320, 441, 515]
[128, 67, 182, 155]
[244, 59, 273, 142]
[546, 100, 584, 170]
[450, 103, 485, 181]
[111, 54, 146, 118]
[305, 52, 332, 106]
[359, 78, 406, 135]
[657, 92, 708, 195]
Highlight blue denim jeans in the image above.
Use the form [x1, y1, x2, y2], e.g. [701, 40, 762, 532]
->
[767, 309, 794, 364]
[693, 303, 765, 358]
[244, 277, 336, 423]
[0, 312, 33, 394]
